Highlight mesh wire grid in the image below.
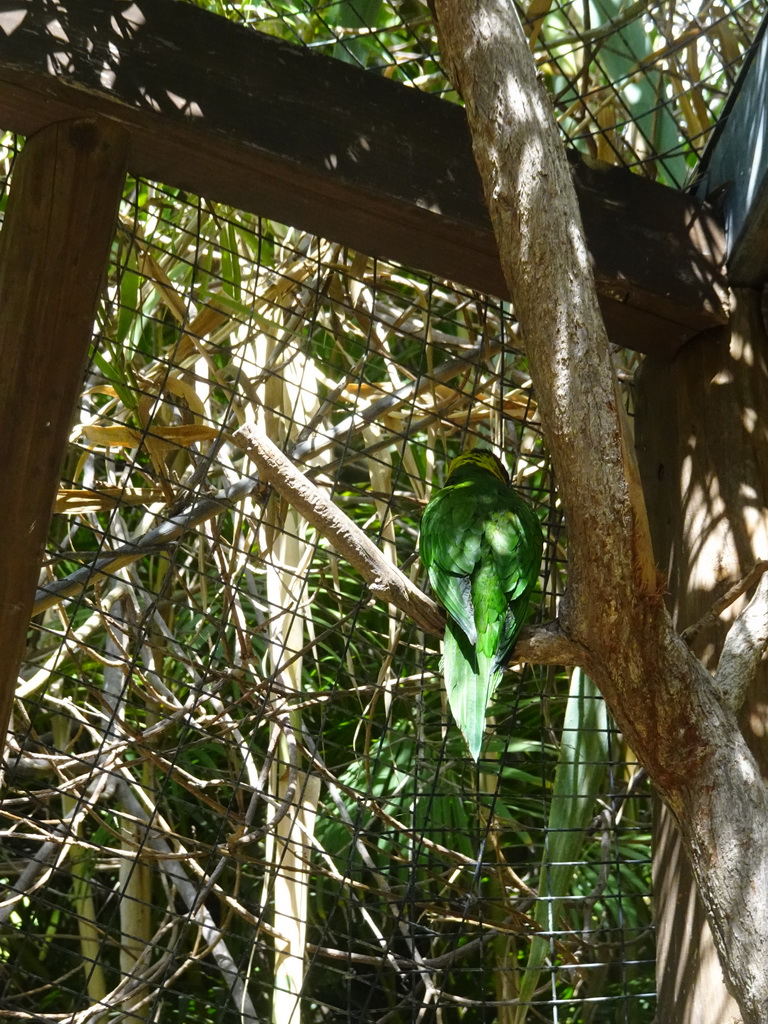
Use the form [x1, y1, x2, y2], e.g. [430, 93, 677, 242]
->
[0, 155, 655, 1023]
[179, 0, 764, 187]
[4, 0, 756, 1017]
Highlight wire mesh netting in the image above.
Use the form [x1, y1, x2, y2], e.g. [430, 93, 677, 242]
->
[0, 153, 654, 1020]
[180, 0, 764, 186]
[2, 0, 764, 1020]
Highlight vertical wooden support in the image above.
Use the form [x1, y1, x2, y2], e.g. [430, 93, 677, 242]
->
[635, 290, 768, 1023]
[0, 118, 127, 751]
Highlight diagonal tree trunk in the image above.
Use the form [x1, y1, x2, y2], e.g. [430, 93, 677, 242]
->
[432, 1, 768, 1020]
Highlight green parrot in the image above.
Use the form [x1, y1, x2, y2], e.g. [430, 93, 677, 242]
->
[419, 449, 543, 760]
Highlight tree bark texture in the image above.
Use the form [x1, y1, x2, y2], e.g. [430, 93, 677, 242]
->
[433, 1, 768, 1019]
[637, 291, 768, 1023]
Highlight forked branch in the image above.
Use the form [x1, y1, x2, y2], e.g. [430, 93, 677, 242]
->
[432, 0, 768, 1018]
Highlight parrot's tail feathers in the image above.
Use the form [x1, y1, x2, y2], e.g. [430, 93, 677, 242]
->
[443, 619, 503, 761]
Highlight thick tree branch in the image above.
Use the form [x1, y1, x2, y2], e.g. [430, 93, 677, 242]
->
[434, 0, 655, 619]
[512, 621, 588, 668]
[433, 0, 768, 1019]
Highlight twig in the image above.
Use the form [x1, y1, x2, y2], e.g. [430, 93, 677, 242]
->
[234, 424, 446, 635]
[681, 559, 768, 646]
[715, 570, 768, 714]
[0, 770, 114, 923]
[32, 477, 264, 616]
[290, 336, 507, 462]
[116, 780, 260, 1023]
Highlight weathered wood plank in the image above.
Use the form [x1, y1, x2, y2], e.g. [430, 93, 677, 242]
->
[695, 16, 768, 286]
[0, 0, 726, 355]
[0, 118, 127, 748]
[636, 293, 768, 1023]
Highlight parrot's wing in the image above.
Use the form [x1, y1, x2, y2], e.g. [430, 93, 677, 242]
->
[486, 504, 540, 594]
[419, 488, 486, 643]
[484, 498, 544, 666]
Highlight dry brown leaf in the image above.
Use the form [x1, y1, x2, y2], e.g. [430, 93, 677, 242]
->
[54, 488, 168, 514]
[136, 248, 188, 323]
[81, 423, 219, 450]
[524, 0, 554, 49]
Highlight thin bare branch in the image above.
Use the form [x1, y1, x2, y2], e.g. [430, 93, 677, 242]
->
[32, 478, 263, 616]
[235, 424, 445, 635]
[715, 571, 768, 714]
[682, 559, 768, 645]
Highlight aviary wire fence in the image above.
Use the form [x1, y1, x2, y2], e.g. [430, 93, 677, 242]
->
[183, 0, 762, 186]
[1, 0, 763, 1020]
[2, 159, 652, 1024]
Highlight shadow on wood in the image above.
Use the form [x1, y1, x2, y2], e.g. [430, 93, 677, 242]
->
[0, 118, 127, 749]
[636, 290, 768, 1022]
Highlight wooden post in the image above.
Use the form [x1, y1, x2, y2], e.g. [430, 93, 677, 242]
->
[0, 118, 127, 752]
[635, 289, 768, 1023]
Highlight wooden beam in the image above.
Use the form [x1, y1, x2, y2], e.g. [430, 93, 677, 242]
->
[636, 292, 768, 1022]
[0, 118, 127, 750]
[694, 15, 768, 286]
[0, 0, 726, 356]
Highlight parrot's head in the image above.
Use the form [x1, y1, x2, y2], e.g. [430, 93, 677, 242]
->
[445, 449, 510, 486]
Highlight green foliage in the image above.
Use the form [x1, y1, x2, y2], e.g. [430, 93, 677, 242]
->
[10, 0, 755, 1007]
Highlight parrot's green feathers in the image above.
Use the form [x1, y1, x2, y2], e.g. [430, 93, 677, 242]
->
[443, 618, 496, 761]
[420, 450, 543, 760]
